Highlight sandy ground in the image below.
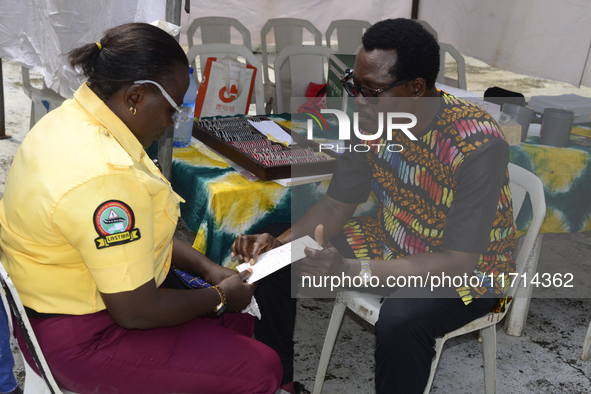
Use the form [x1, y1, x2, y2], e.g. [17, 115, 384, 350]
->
[2, 56, 591, 393]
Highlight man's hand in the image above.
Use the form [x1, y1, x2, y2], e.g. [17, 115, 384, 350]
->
[299, 224, 345, 277]
[231, 233, 283, 264]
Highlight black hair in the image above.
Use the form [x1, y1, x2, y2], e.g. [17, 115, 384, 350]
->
[362, 18, 440, 88]
[69, 23, 188, 100]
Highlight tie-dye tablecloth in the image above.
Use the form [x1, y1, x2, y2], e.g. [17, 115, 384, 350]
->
[170, 122, 591, 267]
[510, 134, 591, 234]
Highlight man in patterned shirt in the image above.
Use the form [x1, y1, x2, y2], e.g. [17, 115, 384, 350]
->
[232, 18, 515, 394]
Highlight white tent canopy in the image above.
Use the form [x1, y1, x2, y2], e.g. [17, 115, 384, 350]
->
[1, 0, 590, 98]
[0, 0, 166, 98]
[419, 0, 591, 88]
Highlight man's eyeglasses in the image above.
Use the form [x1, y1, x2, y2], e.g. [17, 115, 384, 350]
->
[134, 80, 191, 123]
[340, 69, 406, 103]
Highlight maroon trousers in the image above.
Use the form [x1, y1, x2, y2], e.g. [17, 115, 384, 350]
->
[16, 310, 282, 394]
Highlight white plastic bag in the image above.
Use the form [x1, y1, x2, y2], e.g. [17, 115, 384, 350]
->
[194, 57, 256, 117]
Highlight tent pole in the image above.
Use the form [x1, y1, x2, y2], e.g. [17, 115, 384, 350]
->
[0, 59, 10, 139]
[158, 0, 183, 180]
[411, 0, 420, 19]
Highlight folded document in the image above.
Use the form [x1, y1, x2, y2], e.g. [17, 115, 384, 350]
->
[236, 236, 322, 284]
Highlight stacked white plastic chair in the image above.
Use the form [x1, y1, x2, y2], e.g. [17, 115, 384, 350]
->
[273, 45, 334, 114]
[325, 19, 371, 54]
[416, 20, 467, 90]
[260, 18, 322, 113]
[185, 17, 252, 73]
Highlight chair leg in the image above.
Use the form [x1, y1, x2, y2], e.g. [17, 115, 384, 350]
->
[480, 325, 497, 394]
[423, 338, 445, 394]
[312, 300, 348, 394]
[29, 102, 35, 129]
[22, 357, 53, 394]
[581, 320, 591, 361]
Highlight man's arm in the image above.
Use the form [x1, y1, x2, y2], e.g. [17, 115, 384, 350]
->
[231, 195, 358, 264]
[300, 224, 480, 285]
[301, 135, 511, 289]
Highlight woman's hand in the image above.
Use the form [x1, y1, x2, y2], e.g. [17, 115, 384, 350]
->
[204, 264, 237, 286]
[218, 269, 257, 312]
[231, 233, 283, 264]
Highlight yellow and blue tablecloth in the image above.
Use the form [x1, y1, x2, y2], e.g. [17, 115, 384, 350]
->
[510, 133, 591, 234]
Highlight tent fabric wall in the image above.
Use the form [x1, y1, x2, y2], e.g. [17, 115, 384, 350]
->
[419, 0, 591, 88]
[2, 0, 591, 97]
[178, 0, 411, 46]
[0, 0, 165, 98]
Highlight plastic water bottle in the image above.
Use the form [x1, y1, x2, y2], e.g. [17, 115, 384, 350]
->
[173, 67, 197, 148]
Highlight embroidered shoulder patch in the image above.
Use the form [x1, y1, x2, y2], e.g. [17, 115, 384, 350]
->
[93, 200, 141, 249]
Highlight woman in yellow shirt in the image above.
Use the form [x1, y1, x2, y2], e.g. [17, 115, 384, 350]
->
[0, 23, 281, 394]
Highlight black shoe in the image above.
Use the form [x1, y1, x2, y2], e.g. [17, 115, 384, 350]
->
[294, 381, 308, 394]
[3, 386, 23, 394]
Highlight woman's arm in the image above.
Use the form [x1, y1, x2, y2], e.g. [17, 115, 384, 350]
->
[100, 267, 254, 329]
[100, 238, 254, 330]
[171, 237, 236, 285]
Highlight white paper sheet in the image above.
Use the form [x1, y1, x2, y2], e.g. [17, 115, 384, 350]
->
[236, 236, 322, 284]
[248, 120, 293, 146]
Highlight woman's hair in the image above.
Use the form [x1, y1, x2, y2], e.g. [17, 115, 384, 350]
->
[362, 19, 440, 88]
[69, 23, 188, 100]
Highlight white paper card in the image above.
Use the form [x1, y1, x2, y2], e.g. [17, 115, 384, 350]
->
[236, 236, 322, 283]
[248, 120, 293, 146]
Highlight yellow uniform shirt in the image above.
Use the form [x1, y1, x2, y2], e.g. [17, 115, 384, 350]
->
[0, 83, 183, 315]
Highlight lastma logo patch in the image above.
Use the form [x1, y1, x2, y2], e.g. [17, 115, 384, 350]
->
[93, 200, 141, 249]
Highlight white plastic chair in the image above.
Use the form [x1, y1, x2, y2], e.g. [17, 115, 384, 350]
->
[186, 17, 252, 72]
[416, 19, 439, 41]
[0, 262, 78, 394]
[273, 45, 334, 114]
[313, 163, 546, 394]
[582, 321, 591, 361]
[21, 67, 66, 129]
[415, 20, 467, 90]
[437, 43, 467, 90]
[260, 18, 322, 113]
[186, 43, 265, 115]
[325, 19, 371, 54]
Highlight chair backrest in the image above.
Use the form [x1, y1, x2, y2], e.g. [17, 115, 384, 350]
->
[260, 18, 322, 86]
[186, 17, 252, 73]
[186, 17, 252, 49]
[416, 19, 438, 41]
[274, 45, 334, 114]
[437, 43, 467, 90]
[21, 67, 66, 128]
[325, 19, 371, 54]
[0, 262, 65, 394]
[186, 43, 266, 115]
[414, 20, 466, 90]
[506, 163, 546, 298]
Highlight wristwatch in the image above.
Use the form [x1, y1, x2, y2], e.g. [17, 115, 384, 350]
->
[359, 261, 373, 287]
[211, 285, 227, 316]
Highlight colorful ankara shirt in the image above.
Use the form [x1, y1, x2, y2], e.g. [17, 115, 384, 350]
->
[327, 91, 516, 311]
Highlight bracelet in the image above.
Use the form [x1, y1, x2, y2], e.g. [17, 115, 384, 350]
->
[211, 285, 226, 304]
[211, 285, 227, 316]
